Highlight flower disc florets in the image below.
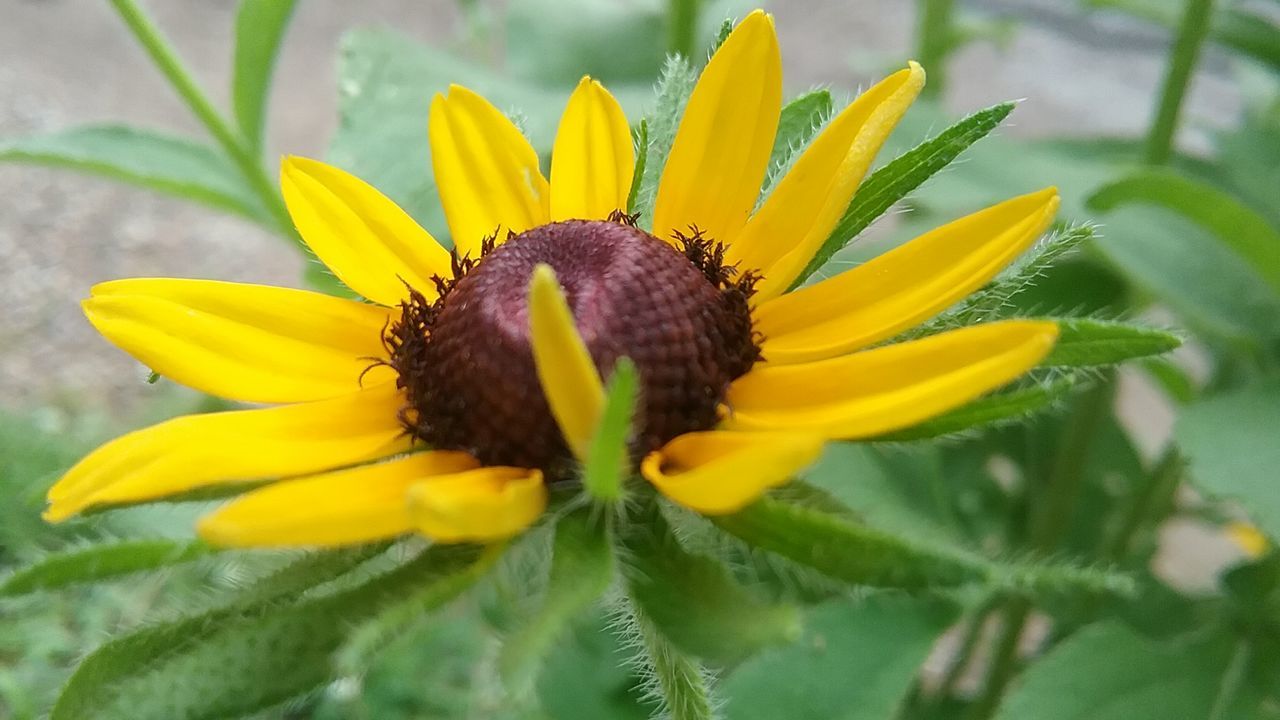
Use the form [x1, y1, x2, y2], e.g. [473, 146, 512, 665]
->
[385, 217, 761, 475]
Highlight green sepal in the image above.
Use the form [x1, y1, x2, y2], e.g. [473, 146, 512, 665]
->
[583, 359, 638, 503]
[1, 539, 216, 597]
[621, 503, 801, 666]
[499, 509, 615, 694]
[763, 89, 833, 195]
[1043, 318, 1182, 367]
[632, 56, 697, 223]
[792, 101, 1016, 287]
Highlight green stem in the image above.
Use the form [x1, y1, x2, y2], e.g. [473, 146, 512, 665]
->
[634, 604, 715, 720]
[916, 0, 955, 99]
[965, 598, 1031, 720]
[1144, 0, 1215, 165]
[1100, 447, 1183, 561]
[1208, 640, 1252, 720]
[1029, 379, 1113, 550]
[668, 0, 701, 58]
[108, 0, 300, 248]
[935, 596, 999, 702]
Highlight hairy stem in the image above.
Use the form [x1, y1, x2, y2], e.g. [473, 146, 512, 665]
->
[1144, 0, 1215, 165]
[108, 0, 301, 248]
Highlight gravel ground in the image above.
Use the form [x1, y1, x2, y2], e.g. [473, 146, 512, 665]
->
[0, 0, 1242, 416]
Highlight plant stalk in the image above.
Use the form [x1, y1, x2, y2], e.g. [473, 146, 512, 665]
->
[965, 598, 1031, 720]
[668, 0, 701, 58]
[108, 0, 301, 248]
[1144, 0, 1216, 165]
[916, 0, 955, 99]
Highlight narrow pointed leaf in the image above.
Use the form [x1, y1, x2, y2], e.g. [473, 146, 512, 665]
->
[584, 359, 638, 502]
[52, 545, 486, 720]
[0, 125, 269, 222]
[766, 89, 833, 188]
[1, 539, 215, 596]
[500, 509, 614, 692]
[714, 497, 990, 589]
[876, 376, 1076, 441]
[633, 56, 697, 223]
[232, 0, 298, 155]
[626, 120, 647, 214]
[1042, 318, 1181, 367]
[794, 101, 1016, 286]
[622, 505, 800, 666]
[1089, 169, 1280, 295]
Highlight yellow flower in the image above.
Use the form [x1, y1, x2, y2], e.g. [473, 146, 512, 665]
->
[44, 10, 1059, 547]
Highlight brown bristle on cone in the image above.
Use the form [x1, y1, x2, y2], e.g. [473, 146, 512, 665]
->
[386, 219, 760, 475]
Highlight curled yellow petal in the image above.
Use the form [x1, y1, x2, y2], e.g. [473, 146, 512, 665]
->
[641, 431, 823, 515]
[197, 451, 480, 549]
[652, 9, 781, 247]
[430, 85, 550, 257]
[45, 383, 411, 522]
[550, 77, 635, 221]
[83, 278, 393, 403]
[755, 188, 1061, 364]
[280, 156, 451, 306]
[729, 63, 926, 299]
[725, 321, 1059, 439]
[528, 264, 605, 462]
[408, 466, 546, 543]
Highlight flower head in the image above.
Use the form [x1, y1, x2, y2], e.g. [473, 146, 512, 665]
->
[45, 10, 1059, 547]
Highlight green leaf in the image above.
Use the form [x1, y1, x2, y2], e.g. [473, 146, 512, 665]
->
[52, 545, 487, 720]
[1176, 375, 1280, 540]
[633, 56, 697, 224]
[793, 101, 1016, 286]
[993, 622, 1258, 720]
[877, 376, 1076, 441]
[622, 504, 801, 665]
[231, 0, 297, 155]
[713, 496, 990, 589]
[537, 609, 652, 719]
[721, 596, 958, 720]
[632, 604, 717, 720]
[765, 90, 833, 193]
[500, 509, 615, 693]
[1043, 318, 1182, 367]
[1089, 169, 1280, 296]
[627, 119, 648, 214]
[0, 125, 269, 223]
[583, 359, 638, 503]
[1, 540, 215, 596]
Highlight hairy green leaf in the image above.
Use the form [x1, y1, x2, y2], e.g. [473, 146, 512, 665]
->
[794, 101, 1016, 286]
[537, 609, 651, 719]
[231, 0, 296, 155]
[627, 119, 648, 214]
[52, 545, 487, 720]
[1090, 169, 1280, 295]
[1177, 375, 1280, 541]
[1, 540, 215, 597]
[1043, 318, 1181, 367]
[584, 359, 638, 503]
[722, 596, 958, 720]
[632, 603, 717, 720]
[714, 496, 990, 589]
[500, 509, 615, 693]
[764, 89, 833, 194]
[622, 505, 800, 665]
[877, 376, 1076, 441]
[633, 55, 697, 224]
[0, 125, 269, 222]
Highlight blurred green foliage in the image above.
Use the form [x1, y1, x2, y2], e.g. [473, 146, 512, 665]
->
[3, 0, 1280, 719]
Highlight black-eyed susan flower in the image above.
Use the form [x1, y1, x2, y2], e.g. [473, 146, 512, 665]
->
[45, 10, 1059, 547]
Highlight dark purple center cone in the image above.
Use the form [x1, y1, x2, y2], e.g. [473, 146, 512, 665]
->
[386, 219, 759, 475]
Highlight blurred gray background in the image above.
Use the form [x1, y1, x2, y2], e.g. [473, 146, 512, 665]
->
[0, 0, 1242, 416]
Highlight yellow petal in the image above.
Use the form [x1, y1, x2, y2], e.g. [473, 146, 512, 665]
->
[280, 156, 452, 306]
[755, 189, 1060, 364]
[528, 264, 605, 461]
[429, 85, 551, 257]
[550, 77, 635, 221]
[197, 451, 480, 548]
[724, 321, 1059, 438]
[1226, 521, 1269, 559]
[729, 63, 926, 299]
[45, 383, 411, 521]
[408, 466, 547, 543]
[641, 431, 823, 515]
[83, 278, 394, 403]
[652, 10, 781, 247]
